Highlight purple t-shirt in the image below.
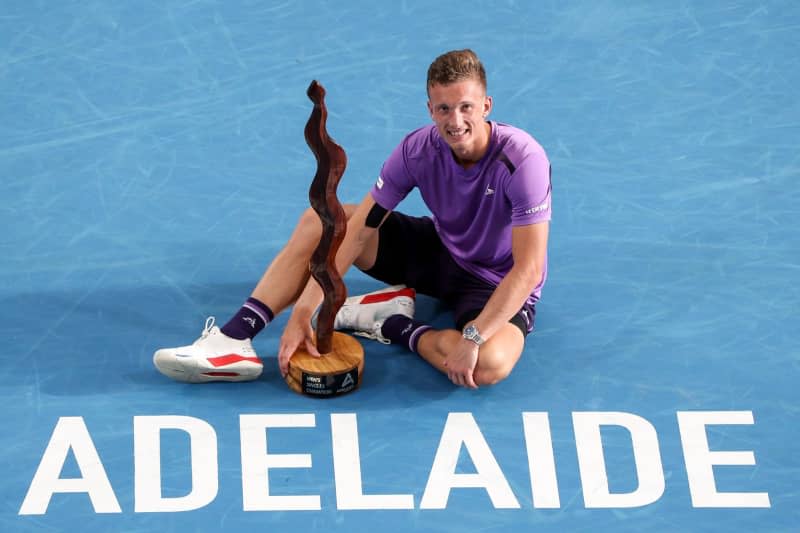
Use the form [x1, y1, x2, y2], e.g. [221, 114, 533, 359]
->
[370, 121, 551, 303]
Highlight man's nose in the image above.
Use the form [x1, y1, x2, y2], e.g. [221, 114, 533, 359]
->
[449, 109, 465, 125]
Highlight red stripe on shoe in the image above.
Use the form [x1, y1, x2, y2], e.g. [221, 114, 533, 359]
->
[360, 287, 415, 304]
[207, 354, 262, 367]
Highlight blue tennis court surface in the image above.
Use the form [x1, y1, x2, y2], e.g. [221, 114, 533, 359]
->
[2, 1, 798, 531]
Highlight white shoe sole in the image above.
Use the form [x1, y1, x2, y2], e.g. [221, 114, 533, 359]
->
[153, 351, 263, 383]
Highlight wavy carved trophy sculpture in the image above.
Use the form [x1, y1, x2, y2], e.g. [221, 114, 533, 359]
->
[283, 80, 365, 397]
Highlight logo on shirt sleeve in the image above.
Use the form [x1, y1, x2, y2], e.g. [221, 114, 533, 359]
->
[524, 200, 550, 215]
[376, 176, 384, 189]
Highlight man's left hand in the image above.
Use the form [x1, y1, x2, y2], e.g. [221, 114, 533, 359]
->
[444, 338, 480, 389]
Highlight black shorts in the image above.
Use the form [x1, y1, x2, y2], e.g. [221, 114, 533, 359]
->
[360, 212, 535, 337]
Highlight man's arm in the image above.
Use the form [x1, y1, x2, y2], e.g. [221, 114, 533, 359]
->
[277, 193, 384, 375]
[296, 193, 382, 315]
[470, 221, 549, 339]
[442, 221, 548, 388]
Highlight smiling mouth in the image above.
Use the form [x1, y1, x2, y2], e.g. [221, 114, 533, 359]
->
[447, 127, 470, 139]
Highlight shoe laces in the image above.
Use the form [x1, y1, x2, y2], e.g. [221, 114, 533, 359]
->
[196, 316, 216, 343]
[352, 322, 391, 344]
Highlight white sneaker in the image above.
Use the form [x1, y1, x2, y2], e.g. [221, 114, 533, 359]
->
[333, 285, 415, 343]
[153, 317, 263, 383]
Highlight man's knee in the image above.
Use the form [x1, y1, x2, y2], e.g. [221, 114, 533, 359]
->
[473, 345, 520, 386]
[474, 362, 512, 387]
[298, 204, 358, 232]
[473, 325, 525, 386]
[297, 207, 322, 235]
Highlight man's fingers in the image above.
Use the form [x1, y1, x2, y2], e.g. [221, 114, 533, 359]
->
[278, 346, 289, 377]
[304, 338, 320, 357]
[278, 339, 299, 377]
[448, 370, 477, 389]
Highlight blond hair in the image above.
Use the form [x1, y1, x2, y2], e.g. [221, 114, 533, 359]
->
[426, 49, 487, 93]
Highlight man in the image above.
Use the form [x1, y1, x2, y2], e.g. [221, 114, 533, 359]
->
[154, 49, 551, 389]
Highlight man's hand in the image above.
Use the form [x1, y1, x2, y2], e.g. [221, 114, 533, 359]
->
[443, 338, 480, 389]
[278, 311, 319, 377]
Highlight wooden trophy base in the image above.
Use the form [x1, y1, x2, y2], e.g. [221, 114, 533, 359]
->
[285, 331, 364, 397]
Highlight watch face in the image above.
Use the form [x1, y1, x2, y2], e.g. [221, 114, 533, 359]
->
[463, 324, 483, 345]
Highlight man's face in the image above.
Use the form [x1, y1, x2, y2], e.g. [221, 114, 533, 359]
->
[427, 79, 492, 164]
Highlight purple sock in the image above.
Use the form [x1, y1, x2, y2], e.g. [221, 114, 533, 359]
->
[380, 315, 432, 353]
[221, 297, 274, 340]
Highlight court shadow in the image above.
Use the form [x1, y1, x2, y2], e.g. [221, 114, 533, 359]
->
[3, 278, 558, 409]
[1, 281, 468, 406]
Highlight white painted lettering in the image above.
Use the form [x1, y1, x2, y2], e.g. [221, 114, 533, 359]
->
[677, 411, 770, 508]
[331, 413, 414, 509]
[240, 414, 320, 511]
[19, 417, 121, 515]
[522, 412, 560, 508]
[133, 415, 218, 512]
[420, 413, 519, 509]
[573, 412, 665, 508]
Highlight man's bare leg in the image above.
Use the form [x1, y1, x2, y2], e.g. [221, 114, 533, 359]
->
[250, 204, 363, 315]
[258, 204, 523, 388]
[415, 324, 525, 387]
[152, 203, 372, 384]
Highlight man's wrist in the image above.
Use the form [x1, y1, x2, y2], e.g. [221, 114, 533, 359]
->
[462, 323, 485, 345]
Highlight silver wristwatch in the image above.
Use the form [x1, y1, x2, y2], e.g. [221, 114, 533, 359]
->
[462, 324, 485, 345]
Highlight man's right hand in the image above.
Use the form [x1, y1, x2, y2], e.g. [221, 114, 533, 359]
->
[278, 310, 320, 377]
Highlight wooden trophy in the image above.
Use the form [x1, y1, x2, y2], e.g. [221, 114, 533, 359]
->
[283, 80, 365, 397]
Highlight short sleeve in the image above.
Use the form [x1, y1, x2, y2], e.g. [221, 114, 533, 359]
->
[370, 138, 416, 211]
[506, 153, 552, 226]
